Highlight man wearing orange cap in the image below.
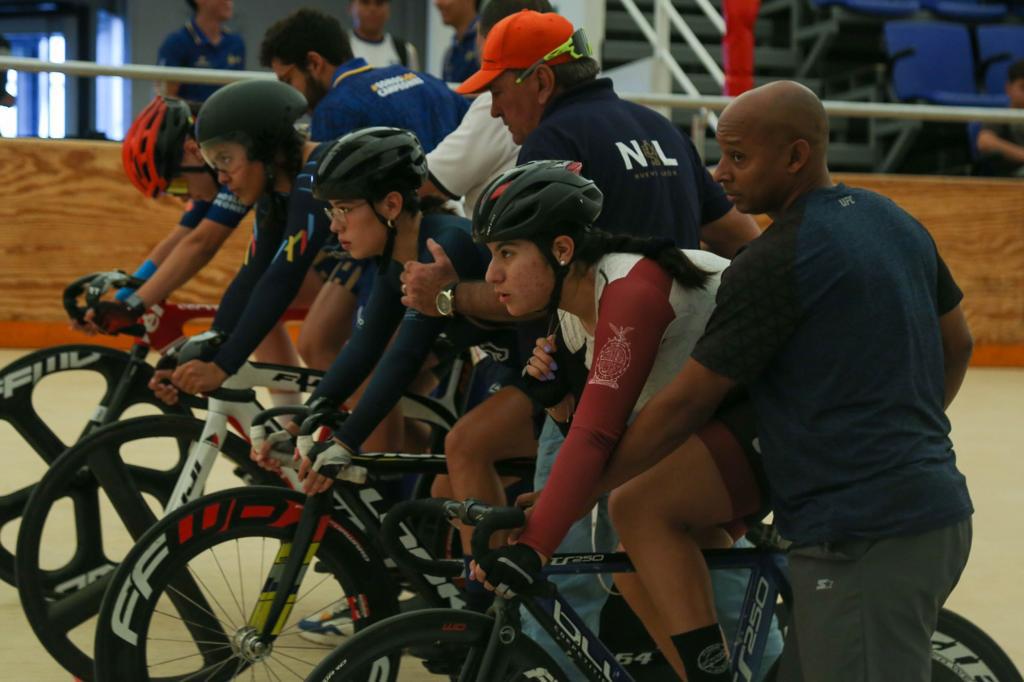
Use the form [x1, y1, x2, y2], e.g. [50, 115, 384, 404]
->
[454, 9, 758, 256]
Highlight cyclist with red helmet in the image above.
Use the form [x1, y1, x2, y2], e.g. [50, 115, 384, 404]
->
[83, 95, 249, 331]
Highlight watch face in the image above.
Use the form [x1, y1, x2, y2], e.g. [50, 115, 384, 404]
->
[436, 291, 453, 316]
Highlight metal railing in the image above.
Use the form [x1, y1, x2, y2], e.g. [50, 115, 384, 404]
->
[618, 0, 724, 131]
[3, 55, 1023, 153]
[0, 55, 273, 84]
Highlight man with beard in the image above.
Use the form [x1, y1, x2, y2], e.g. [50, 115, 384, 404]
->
[260, 7, 467, 145]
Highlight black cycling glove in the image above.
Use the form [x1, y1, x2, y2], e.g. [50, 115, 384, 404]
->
[476, 543, 542, 598]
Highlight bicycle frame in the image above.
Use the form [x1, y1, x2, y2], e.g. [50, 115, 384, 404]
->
[512, 547, 790, 682]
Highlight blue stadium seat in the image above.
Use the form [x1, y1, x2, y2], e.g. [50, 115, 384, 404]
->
[977, 25, 1024, 94]
[812, 0, 921, 17]
[884, 21, 1010, 105]
[920, 0, 1008, 22]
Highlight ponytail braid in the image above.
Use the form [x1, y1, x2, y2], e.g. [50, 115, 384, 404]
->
[571, 228, 712, 290]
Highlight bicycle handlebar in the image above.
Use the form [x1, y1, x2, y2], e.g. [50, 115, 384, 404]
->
[381, 499, 466, 578]
[297, 408, 347, 437]
[469, 503, 526, 563]
[63, 272, 146, 334]
[250, 406, 312, 450]
[380, 499, 526, 579]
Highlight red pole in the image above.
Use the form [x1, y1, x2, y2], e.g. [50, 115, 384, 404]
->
[722, 0, 761, 95]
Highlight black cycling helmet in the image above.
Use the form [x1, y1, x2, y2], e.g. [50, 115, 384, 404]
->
[194, 79, 307, 163]
[314, 127, 428, 271]
[313, 127, 428, 202]
[474, 160, 603, 322]
[472, 159, 603, 244]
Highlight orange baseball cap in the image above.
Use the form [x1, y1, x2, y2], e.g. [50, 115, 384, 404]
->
[455, 10, 577, 94]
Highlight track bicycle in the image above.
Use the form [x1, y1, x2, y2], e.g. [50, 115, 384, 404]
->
[18, 331, 468, 681]
[307, 498, 1024, 682]
[91, 404, 546, 682]
[0, 270, 232, 585]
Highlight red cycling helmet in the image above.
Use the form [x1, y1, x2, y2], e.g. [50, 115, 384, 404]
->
[122, 96, 193, 198]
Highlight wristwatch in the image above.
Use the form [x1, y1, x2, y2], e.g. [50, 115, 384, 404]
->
[435, 282, 457, 318]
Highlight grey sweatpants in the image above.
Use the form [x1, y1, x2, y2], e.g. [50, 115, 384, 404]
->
[777, 518, 972, 682]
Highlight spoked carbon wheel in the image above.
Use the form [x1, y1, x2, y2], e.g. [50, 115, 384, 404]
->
[307, 608, 569, 682]
[95, 486, 397, 682]
[16, 414, 278, 681]
[0, 344, 187, 585]
[762, 606, 1021, 682]
[931, 608, 1022, 682]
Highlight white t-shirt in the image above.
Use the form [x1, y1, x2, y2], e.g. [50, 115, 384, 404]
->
[348, 30, 420, 71]
[559, 250, 727, 413]
[426, 92, 520, 217]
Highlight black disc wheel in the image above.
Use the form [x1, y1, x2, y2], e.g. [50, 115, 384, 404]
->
[0, 345, 188, 585]
[306, 607, 570, 681]
[94, 486, 397, 682]
[16, 414, 277, 680]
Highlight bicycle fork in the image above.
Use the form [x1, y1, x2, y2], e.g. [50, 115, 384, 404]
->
[248, 491, 334, 645]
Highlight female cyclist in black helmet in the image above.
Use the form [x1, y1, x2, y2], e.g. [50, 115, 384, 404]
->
[469, 160, 769, 681]
[154, 80, 358, 405]
[252, 128, 529, 509]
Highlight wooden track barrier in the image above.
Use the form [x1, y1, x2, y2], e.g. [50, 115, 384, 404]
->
[0, 138, 1021, 364]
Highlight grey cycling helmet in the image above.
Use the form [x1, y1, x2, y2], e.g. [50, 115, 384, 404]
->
[195, 79, 307, 163]
[472, 160, 603, 244]
[313, 127, 427, 202]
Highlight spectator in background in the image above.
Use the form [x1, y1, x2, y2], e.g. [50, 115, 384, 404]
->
[348, 0, 420, 70]
[436, 0, 480, 83]
[260, 7, 467, 145]
[1, 34, 14, 109]
[421, 0, 553, 216]
[976, 59, 1024, 177]
[158, 0, 245, 102]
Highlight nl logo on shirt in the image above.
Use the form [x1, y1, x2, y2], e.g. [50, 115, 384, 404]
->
[615, 139, 680, 172]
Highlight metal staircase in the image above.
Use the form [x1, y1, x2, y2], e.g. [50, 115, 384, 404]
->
[602, 0, 881, 170]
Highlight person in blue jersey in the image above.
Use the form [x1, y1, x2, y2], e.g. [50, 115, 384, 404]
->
[436, 0, 481, 83]
[260, 8, 468, 146]
[258, 7, 471, 371]
[249, 128, 522, 498]
[80, 95, 313, 404]
[148, 79, 328, 405]
[157, 0, 244, 103]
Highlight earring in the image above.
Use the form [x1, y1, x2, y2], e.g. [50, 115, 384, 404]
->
[386, 218, 395, 230]
[558, 259, 566, 266]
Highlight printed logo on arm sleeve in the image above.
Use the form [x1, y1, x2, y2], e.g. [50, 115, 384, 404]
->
[589, 324, 633, 389]
[213, 190, 249, 216]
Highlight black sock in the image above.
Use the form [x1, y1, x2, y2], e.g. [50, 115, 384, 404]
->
[670, 624, 730, 680]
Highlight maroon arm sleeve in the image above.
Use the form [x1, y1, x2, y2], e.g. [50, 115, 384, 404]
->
[518, 259, 676, 558]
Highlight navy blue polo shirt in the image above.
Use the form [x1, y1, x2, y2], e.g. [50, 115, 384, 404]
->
[518, 78, 732, 249]
[157, 19, 245, 102]
[310, 58, 469, 148]
[692, 184, 973, 546]
[442, 17, 480, 83]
